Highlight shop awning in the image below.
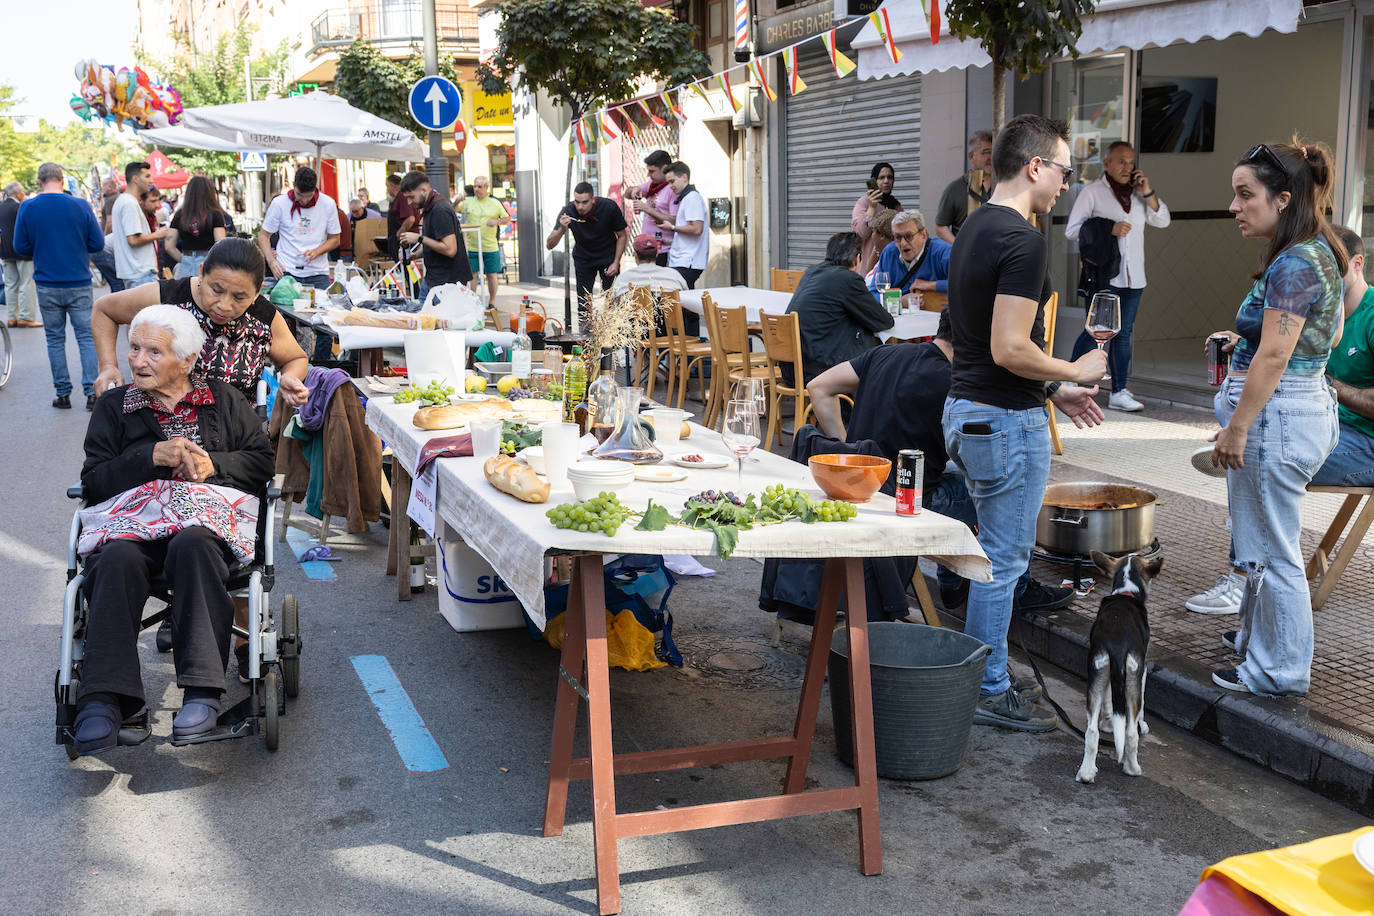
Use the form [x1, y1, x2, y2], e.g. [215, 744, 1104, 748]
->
[854, 0, 1303, 80]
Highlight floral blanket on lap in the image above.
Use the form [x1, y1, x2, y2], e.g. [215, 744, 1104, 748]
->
[78, 480, 259, 563]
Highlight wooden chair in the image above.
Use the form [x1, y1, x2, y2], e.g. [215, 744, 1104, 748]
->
[626, 286, 674, 401]
[1305, 485, 1374, 610]
[920, 290, 948, 313]
[771, 268, 805, 293]
[664, 300, 713, 410]
[351, 217, 386, 271]
[759, 312, 808, 450]
[1042, 291, 1063, 455]
[704, 297, 772, 429]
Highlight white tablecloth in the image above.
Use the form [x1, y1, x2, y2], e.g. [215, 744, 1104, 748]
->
[331, 324, 517, 351]
[367, 398, 990, 628]
[679, 287, 793, 321]
[878, 310, 939, 342]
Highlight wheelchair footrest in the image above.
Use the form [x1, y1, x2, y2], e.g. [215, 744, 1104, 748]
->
[56, 708, 152, 749]
[168, 715, 256, 746]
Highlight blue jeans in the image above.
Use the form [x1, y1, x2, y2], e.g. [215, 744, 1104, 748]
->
[37, 285, 97, 397]
[1309, 420, 1374, 487]
[121, 270, 158, 289]
[1218, 374, 1338, 696]
[925, 468, 1033, 597]
[89, 249, 123, 293]
[1072, 285, 1144, 392]
[943, 398, 1052, 694]
[176, 252, 208, 279]
[291, 273, 333, 361]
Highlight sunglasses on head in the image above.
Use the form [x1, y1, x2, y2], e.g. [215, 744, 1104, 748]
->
[1025, 157, 1074, 185]
[1246, 144, 1290, 187]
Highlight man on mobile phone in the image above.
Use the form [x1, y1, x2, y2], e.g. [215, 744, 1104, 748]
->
[944, 115, 1107, 733]
[1065, 141, 1170, 412]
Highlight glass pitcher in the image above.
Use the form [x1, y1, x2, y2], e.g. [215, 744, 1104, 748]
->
[590, 386, 663, 465]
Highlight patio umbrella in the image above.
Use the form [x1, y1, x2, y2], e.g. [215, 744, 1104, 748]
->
[139, 124, 286, 155]
[179, 92, 427, 162]
[145, 149, 190, 190]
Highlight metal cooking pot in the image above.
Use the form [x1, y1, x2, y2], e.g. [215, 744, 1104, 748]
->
[542, 333, 588, 356]
[1036, 482, 1157, 557]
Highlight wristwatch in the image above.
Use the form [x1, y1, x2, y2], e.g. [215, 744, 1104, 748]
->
[1142, 190, 1157, 198]
[1045, 381, 1062, 398]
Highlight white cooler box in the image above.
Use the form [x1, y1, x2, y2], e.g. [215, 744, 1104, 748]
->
[436, 521, 527, 631]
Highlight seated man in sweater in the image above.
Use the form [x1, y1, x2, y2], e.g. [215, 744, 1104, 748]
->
[785, 231, 894, 385]
[866, 210, 951, 306]
[612, 233, 688, 295]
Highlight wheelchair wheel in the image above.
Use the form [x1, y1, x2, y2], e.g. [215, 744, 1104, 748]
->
[280, 594, 300, 699]
[0, 323, 11, 389]
[263, 669, 280, 751]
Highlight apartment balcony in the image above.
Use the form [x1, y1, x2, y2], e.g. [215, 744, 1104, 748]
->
[309, 2, 479, 57]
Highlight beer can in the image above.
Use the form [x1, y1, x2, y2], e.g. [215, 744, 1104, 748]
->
[896, 449, 923, 516]
[1207, 334, 1230, 386]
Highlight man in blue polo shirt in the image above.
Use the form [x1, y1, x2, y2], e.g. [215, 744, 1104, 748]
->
[12, 162, 106, 409]
[867, 210, 950, 306]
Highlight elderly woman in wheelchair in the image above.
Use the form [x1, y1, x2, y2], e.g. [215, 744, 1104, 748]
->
[68, 304, 275, 755]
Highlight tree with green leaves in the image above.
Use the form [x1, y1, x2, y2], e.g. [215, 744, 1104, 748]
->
[334, 39, 463, 140]
[944, 0, 1097, 128]
[138, 27, 291, 176]
[0, 85, 37, 187]
[31, 119, 142, 180]
[477, 0, 707, 320]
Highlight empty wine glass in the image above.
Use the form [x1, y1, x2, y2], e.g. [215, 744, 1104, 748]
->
[1085, 292, 1121, 350]
[732, 377, 767, 419]
[722, 399, 761, 489]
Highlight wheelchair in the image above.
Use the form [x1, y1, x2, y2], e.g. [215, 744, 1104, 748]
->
[55, 471, 302, 757]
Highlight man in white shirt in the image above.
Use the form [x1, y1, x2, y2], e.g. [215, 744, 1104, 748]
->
[1064, 141, 1170, 412]
[111, 160, 168, 288]
[257, 166, 341, 361]
[612, 233, 689, 295]
[656, 160, 709, 334]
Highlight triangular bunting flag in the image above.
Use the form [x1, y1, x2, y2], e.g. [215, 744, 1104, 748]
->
[821, 29, 856, 78]
[782, 46, 807, 95]
[616, 107, 637, 139]
[636, 98, 667, 128]
[930, 0, 941, 45]
[751, 59, 777, 104]
[598, 111, 619, 140]
[716, 71, 742, 113]
[868, 9, 903, 64]
[689, 81, 713, 106]
[660, 90, 686, 122]
[574, 119, 588, 154]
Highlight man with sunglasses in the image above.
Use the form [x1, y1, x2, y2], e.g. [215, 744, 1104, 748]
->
[1066, 141, 1171, 412]
[944, 115, 1107, 733]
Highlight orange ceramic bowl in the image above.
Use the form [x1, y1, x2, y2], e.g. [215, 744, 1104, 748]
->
[808, 454, 892, 503]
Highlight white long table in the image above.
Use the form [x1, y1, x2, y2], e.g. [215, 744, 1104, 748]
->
[364, 395, 990, 915]
[678, 286, 939, 343]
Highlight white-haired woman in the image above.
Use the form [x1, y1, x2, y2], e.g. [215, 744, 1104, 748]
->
[74, 304, 274, 755]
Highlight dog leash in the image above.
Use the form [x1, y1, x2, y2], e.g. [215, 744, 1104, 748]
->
[1013, 612, 1086, 739]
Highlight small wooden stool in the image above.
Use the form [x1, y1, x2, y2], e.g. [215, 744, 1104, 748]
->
[1305, 485, 1374, 610]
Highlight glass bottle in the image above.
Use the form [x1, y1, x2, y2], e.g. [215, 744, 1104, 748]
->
[564, 345, 587, 428]
[583, 349, 618, 443]
[511, 313, 532, 384]
[591, 386, 663, 464]
[409, 529, 425, 594]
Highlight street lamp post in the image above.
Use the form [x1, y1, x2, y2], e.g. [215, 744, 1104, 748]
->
[422, 0, 449, 196]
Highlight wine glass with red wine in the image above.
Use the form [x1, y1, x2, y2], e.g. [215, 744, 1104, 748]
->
[1085, 292, 1121, 350]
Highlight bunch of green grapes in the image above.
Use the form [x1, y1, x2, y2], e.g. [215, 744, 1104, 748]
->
[543, 382, 564, 402]
[500, 438, 519, 456]
[394, 379, 455, 406]
[545, 493, 629, 536]
[761, 483, 809, 515]
[814, 499, 858, 522]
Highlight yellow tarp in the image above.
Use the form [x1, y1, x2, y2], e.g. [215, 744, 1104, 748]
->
[1201, 826, 1374, 916]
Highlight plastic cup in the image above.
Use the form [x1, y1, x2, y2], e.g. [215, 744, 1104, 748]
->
[650, 407, 688, 444]
[470, 418, 503, 460]
[540, 421, 579, 490]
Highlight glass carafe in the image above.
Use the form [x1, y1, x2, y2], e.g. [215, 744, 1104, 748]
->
[590, 386, 663, 464]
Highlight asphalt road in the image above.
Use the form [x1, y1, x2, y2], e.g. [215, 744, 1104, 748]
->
[0, 317, 1365, 915]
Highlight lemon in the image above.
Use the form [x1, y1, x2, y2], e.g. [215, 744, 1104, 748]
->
[464, 374, 487, 394]
[496, 374, 520, 395]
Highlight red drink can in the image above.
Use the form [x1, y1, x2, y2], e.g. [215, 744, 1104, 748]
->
[896, 449, 923, 516]
[1207, 334, 1230, 386]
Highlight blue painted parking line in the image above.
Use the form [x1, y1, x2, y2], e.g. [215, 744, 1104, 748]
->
[284, 527, 337, 580]
[350, 655, 449, 773]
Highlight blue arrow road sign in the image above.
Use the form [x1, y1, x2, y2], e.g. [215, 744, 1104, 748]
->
[409, 76, 462, 132]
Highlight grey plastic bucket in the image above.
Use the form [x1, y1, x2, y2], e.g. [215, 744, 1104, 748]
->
[829, 622, 990, 780]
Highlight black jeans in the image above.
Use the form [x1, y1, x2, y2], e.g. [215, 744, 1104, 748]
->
[573, 259, 614, 326]
[79, 527, 236, 714]
[674, 266, 703, 336]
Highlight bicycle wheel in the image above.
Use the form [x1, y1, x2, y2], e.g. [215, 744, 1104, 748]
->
[0, 323, 11, 389]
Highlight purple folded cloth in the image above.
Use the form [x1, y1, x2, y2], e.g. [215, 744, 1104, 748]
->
[298, 367, 352, 431]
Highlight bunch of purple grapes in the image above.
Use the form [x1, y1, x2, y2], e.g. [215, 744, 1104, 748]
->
[687, 489, 744, 507]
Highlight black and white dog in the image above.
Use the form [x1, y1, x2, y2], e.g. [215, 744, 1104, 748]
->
[1076, 550, 1163, 784]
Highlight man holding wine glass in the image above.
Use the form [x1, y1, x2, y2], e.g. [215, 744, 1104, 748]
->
[1066, 141, 1171, 412]
[944, 115, 1108, 733]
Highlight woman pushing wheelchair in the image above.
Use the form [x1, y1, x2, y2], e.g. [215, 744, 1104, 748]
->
[73, 303, 273, 755]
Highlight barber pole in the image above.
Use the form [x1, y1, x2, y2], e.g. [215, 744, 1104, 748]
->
[896, 450, 923, 516]
[734, 0, 749, 53]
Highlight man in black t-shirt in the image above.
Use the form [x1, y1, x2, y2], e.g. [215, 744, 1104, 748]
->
[398, 170, 471, 302]
[545, 181, 628, 319]
[944, 114, 1106, 733]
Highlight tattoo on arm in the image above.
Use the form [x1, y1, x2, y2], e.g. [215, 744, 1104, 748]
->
[1275, 312, 1298, 336]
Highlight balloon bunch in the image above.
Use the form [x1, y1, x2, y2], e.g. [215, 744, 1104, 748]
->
[69, 60, 183, 131]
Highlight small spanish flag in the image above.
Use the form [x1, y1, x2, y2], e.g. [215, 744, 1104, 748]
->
[868, 8, 903, 64]
[751, 58, 777, 104]
[660, 90, 686, 122]
[636, 97, 667, 128]
[598, 110, 619, 140]
[574, 119, 588, 154]
[406, 260, 422, 285]
[781, 46, 807, 96]
[821, 29, 856, 78]
[716, 71, 742, 113]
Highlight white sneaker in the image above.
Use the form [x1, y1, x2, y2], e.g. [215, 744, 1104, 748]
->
[1108, 389, 1145, 412]
[1185, 572, 1244, 615]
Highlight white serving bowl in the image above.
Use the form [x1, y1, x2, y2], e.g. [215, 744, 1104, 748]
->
[521, 446, 547, 475]
[567, 460, 635, 501]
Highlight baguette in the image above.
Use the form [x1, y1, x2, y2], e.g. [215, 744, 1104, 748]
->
[484, 454, 550, 503]
[341, 310, 416, 329]
[412, 397, 516, 430]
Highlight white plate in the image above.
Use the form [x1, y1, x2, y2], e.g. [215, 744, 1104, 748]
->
[671, 454, 729, 469]
[635, 466, 687, 482]
[1353, 832, 1374, 877]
